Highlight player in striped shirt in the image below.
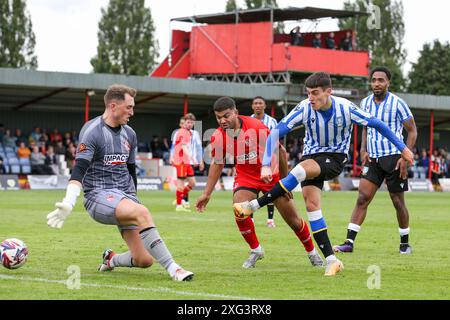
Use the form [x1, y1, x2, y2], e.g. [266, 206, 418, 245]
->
[334, 67, 417, 255]
[251, 96, 278, 228]
[234, 72, 414, 276]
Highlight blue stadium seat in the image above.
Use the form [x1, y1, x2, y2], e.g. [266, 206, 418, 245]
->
[4, 146, 14, 153]
[19, 158, 30, 166]
[6, 152, 17, 159]
[3, 164, 9, 174]
[10, 164, 21, 174]
[0, 151, 6, 159]
[21, 165, 31, 174]
[7, 157, 19, 165]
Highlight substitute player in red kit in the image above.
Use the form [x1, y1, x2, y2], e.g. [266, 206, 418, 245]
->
[195, 97, 323, 269]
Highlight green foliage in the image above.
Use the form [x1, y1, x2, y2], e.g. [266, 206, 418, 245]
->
[90, 0, 158, 76]
[0, 0, 37, 69]
[408, 40, 450, 96]
[339, 0, 406, 91]
[1, 190, 449, 299]
[225, 0, 238, 12]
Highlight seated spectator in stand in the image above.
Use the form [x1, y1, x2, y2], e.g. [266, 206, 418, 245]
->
[290, 26, 304, 46]
[54, 140, 66, 155]
[0, 123, 5, 142]
[29, 127, 42, 146]
[14, 129, 27, 147]
[325, 32, 336, 49]
[17, 142, 31, 159]
[0, 155, 5, 174]
[65, 143, 76, 172]
[2, 129, 17, 149]
[63, 132, 72, 145]
[150, 135, 164, 159]
[312, 33, 322, 48]
[30, 146, 47, 174]
[161, 136, 171, 164]
[45, 145, 58, 174]
[71, 130, 79, 145]
[39, 133, 50, 153]
[50, 128, 62, 144]
[63, 137, 73, 148]
[339, 31, 353, 51]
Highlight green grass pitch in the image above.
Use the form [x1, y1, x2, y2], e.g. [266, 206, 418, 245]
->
[0, 190, 449, 300]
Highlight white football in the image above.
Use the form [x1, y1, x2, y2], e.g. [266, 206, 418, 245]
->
[1, 238, 29, 269]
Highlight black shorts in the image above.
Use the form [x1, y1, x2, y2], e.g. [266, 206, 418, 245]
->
[361, 154, 408, 193]
[301, 153, 348, 190]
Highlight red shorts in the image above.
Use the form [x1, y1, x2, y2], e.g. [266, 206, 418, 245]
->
[233, 174, 280, 194]
[175, 164, 194, 178]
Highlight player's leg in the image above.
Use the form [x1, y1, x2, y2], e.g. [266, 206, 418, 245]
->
[112, 198, 193, 281]
[384, 154, 411, 254]
[302, 185, 343, 276]
[183, 174, 196, 208]
[389, 192, 412, 254]
[266, 203, 276, 227]
[273, 196, 324, 266]
[234, 188, 264, 268]
[234, 159, 320, 214]
[334, 178, 379, 253]
[176, 170, 190, 212]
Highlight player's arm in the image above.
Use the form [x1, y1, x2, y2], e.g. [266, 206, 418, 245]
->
[46, 158, 90, 229]
[396, 117, 417, 178]
[350, 107, 414, 166]
[196, 159, 224, 212]
[360, 127, 370, 165]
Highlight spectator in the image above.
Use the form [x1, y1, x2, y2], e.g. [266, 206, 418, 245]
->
[339, 31, 353, 51]
[65, 143, 76, 172]
[39, 133, 50, 153]
[14, 128, 27, 147]
[64, 137, 73, 148]
[161, 136, 171, 164]
[63, 132, 72, 145]
[54, 140, 66, 155]
[312, 33, 322, 48]
[71, 130, 79, 145]
[45, 145, 58, 174]
[325, 32, 336, 49]
[30, 146, 47, 174]
[17, 142, 31, 159]
[289, 26, 304, 46]
[0, 155, 5, 174]
[50, 128, 62, 144]
[418, 148, 429, 171]
[2, 129, 16, 149]
[150, 135, 164, 159]
[0, 123, 5, 141]
[29, 127, 42, 146]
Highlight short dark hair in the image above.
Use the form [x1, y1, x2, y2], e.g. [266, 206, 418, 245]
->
[370, 66, 391, 80]
[104, 84, 137, 105]
[252, 96, 266, 104]
[305, 72, 332, 89]
[213, 97, 236, 112]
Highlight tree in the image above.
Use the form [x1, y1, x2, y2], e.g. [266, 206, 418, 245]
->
[339, 0, 406, 91]
[225, 0, 284, 33]
[91, 0, 158, 76]
[408, 40, 450, 96]
[225, 0, 238, 12]
[0, 0, 37, 69]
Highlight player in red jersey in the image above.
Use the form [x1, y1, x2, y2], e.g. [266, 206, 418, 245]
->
[195, 97, 324, 268]
[172, 114, 197, 212]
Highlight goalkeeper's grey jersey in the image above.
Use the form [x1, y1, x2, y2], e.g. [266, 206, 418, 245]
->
[75, 116, 137, 195]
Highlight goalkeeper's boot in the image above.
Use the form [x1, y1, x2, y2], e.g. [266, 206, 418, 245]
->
[333, 240, 354, 253]
[172, 268, 194, 282]
[266, 219, 276, 228]
[308, 250, 325, 267]
[233, 201, 254, 220]
[98, 249, 115, 272]
[399, 243, 412, 254]
[324, 258, 344, 276]
[242, 247, 264, 269]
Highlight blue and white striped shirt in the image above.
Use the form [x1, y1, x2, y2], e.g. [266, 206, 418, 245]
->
[361, 92, 413, 158]
[281, 96, 372, 156]
[251, 113, 278, 130]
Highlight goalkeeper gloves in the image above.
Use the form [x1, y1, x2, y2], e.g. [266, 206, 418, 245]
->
[47, 183, 81, 229]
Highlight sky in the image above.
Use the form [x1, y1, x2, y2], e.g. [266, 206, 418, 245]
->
[26, 0, 450, 76]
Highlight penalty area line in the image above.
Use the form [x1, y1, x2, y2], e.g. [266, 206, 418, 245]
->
[0, 274, 256, 300]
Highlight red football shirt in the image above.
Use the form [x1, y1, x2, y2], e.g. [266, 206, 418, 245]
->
[173, 128, 192, 165]
[211, 116, 279, 182]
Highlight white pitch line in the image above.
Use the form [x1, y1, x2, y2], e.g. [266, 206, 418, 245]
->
[0, 274, 256, 300]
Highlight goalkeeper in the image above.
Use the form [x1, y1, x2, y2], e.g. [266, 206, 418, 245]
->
[46, 84, 193, 282]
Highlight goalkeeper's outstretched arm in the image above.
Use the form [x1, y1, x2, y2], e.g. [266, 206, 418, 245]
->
[46, 159, 89, 229]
